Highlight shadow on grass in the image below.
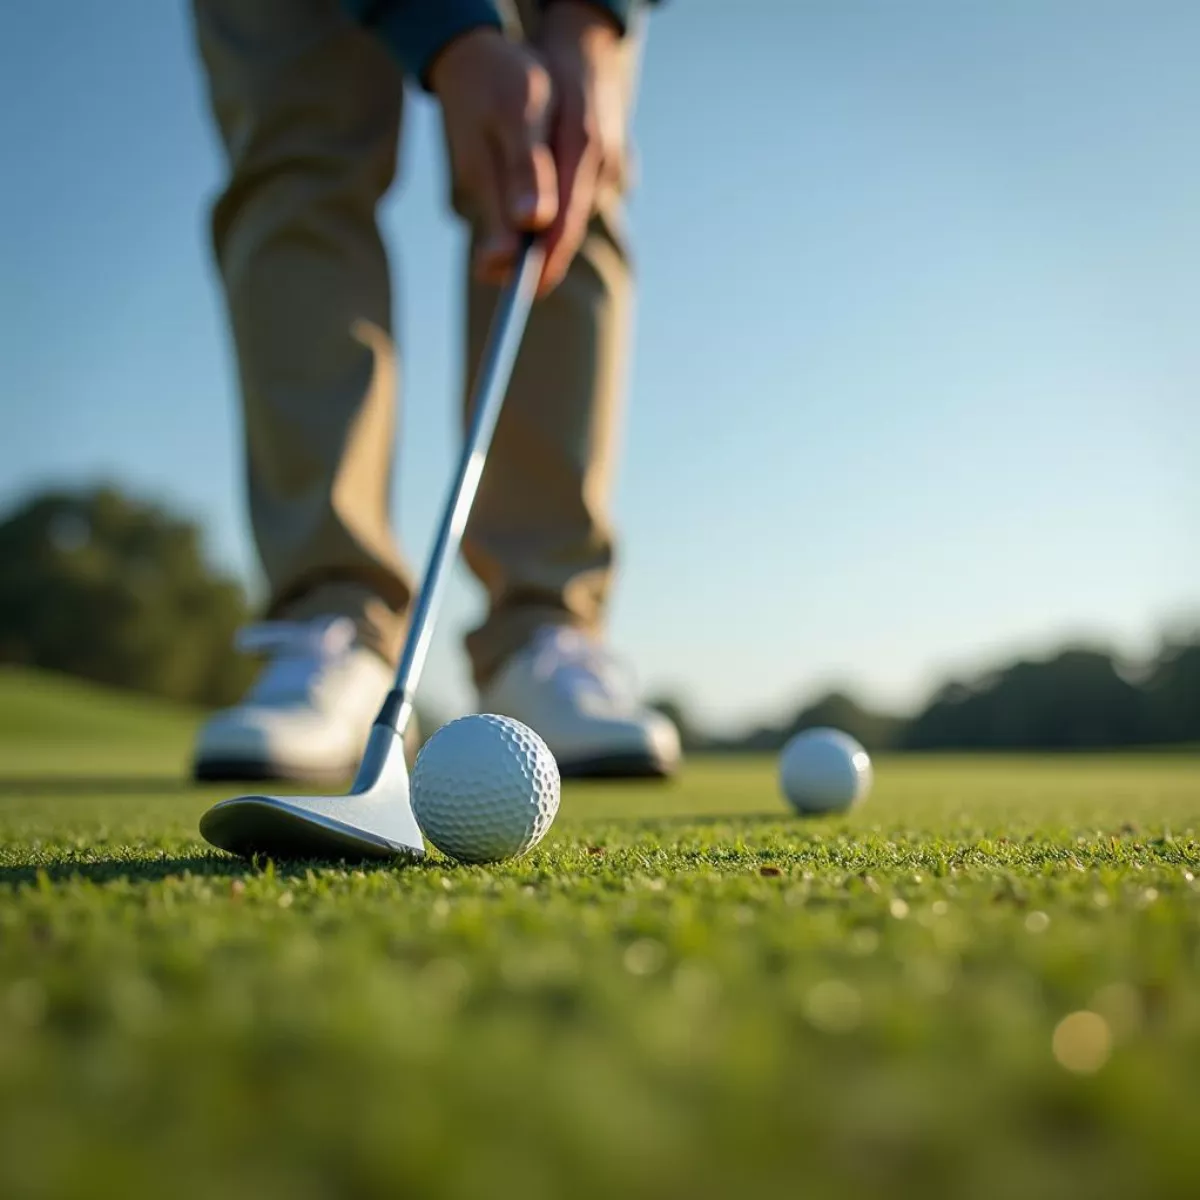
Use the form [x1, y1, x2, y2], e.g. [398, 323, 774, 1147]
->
[0, 850, 436, 887]
[566, 810, 792, 831]
[0, 776, 197, 797]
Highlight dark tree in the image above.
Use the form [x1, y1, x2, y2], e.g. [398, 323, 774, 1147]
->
[904, 648, 1144, 750]
[1141, 634, 1200, 744]
[0, 486, 256, 706]
[785, 689, 902, 751]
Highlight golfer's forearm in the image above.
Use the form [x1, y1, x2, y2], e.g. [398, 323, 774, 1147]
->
[342, 0, 655, 86]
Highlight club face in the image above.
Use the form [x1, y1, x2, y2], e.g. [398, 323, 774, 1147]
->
[198, 725, 426, 863]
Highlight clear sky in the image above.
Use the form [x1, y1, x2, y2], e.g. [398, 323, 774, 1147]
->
[3, 1, 1198, 729]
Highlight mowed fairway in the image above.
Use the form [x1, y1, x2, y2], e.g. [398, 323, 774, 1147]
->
[1, 668, 1198, 1199]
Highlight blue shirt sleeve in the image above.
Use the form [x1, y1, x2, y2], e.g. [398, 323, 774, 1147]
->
[342, 0, 504, 86]
[343, 0, 654, 89]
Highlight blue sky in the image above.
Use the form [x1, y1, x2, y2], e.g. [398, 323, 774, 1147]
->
[3, 1, 1198, 728]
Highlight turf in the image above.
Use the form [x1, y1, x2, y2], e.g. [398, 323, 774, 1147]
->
[1, 667, 1198, 1199]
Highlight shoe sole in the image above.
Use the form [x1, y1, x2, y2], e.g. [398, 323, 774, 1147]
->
[196, 752, 672, 785]
[555, 753, 677, 781]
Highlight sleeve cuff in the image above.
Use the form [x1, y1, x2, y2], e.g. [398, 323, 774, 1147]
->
[348, 0, 504, 88]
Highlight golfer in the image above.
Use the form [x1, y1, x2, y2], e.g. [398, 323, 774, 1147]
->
[189, 0, 680, 783]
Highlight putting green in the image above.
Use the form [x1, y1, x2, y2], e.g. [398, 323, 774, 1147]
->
[1, 667, 1198, 1198]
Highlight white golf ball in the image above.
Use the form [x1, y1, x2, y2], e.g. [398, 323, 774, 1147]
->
[779, 727, 872, 815]
[411, 714, 560, 863]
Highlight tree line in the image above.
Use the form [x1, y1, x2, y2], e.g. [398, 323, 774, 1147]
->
[652, 638, 1199, 754]
[1, 486, 1196, 749]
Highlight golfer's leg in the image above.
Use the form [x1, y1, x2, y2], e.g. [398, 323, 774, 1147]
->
[461, 1, 641, 687]
[462, 211, 631, 685]
[192, 0, 412, 664]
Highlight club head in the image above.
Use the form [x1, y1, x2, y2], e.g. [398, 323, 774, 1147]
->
[199, 724, 426, 863]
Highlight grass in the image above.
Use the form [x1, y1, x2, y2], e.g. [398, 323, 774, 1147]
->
[1, 665, 1198, 1199]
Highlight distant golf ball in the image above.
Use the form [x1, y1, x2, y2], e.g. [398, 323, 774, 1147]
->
[411, 714, 560, 863]
[779, 727, 872, 815]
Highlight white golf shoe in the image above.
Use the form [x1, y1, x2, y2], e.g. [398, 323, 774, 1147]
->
[478, 625, 681, 779]
[193, 616, 406, 784]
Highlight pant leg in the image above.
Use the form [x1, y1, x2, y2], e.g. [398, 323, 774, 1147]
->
[461, 0, 644, 687]
[191, 0, 412, 664]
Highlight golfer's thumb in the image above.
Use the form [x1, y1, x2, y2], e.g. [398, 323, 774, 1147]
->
[503, 139, 557, 231]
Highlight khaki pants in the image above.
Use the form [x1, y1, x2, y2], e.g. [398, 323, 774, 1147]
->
[191, 0, 640, 685]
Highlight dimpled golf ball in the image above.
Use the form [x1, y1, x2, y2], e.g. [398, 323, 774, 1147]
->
[779, 726, 872, 815]
[411, 714, 560, 863]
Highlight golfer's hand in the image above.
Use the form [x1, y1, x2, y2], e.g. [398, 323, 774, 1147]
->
[430, 30, 557, 288]
[536, 1, 627, 293]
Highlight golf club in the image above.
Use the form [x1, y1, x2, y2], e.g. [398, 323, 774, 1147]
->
[199, 235, 546, 862]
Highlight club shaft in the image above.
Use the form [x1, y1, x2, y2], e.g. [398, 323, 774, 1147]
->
[376, 237, 544, 736]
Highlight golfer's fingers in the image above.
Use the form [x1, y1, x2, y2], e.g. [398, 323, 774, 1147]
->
[492, 112, 557, 233]
[540, 111, 602, 295]
[477, 64, 557, 285]
[492, 60, 556, 231]
[468, 141, 519, 286]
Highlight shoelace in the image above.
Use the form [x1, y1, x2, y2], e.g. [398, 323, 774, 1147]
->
[235, 617, 358, 706]
[528, 626, 637, 708]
